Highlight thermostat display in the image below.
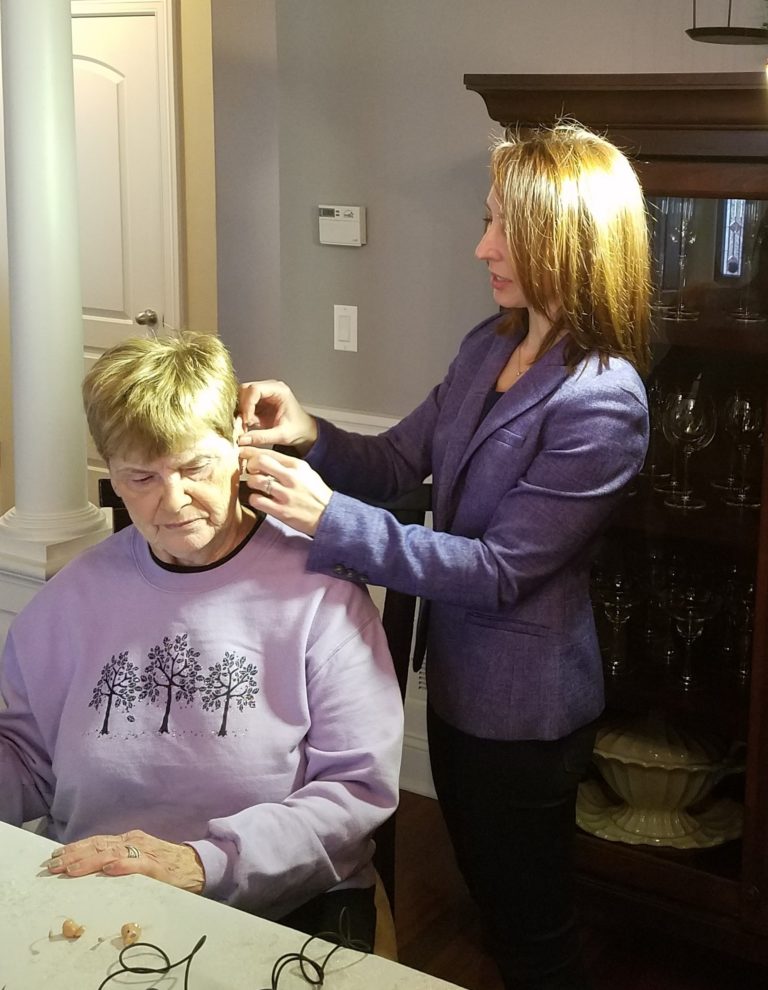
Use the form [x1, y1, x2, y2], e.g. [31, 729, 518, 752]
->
[318, 205, 366, 247]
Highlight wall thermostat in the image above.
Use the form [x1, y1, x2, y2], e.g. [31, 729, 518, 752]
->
[318, 205, 366, 247]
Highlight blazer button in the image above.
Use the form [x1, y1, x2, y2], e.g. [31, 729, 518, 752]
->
[332, 564, 346, 575]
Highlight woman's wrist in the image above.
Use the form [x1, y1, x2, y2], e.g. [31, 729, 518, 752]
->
[293, 417, 318, 457]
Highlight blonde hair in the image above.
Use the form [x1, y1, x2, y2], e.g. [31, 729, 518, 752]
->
[82, 332, 239, 462]
[490, 122, 651, 372]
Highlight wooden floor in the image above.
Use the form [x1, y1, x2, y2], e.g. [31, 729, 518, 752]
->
[394, 790, 768, 990]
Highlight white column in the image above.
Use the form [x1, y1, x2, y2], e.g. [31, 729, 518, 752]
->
[0, 0, 108, 596]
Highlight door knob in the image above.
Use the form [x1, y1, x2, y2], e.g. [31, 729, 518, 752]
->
[135, 308, 159, 327]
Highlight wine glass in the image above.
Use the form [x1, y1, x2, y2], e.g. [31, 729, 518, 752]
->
[653, 387, 687, 497]
[649, 196, 673, 317]
[664, 585, 720, 691]
[593, 569, 637, 678]
[722, 392, 764, 510]
[640, 381, 670, 480]
[721, 569, 755, 684]
[730, 200, 765, 324]
[646, 552, 685, 667]
[662, 392, 717, 510]
[710, 395, 741, 495]
[668, 197, 699, 323]
[731, 585, 755, 684]
[653, 553, 687, 667]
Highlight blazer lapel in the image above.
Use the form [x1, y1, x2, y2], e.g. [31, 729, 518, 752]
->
[433, 329, 519, 527]
[438, 336, 570, 528]
[461, 338, 570, 470]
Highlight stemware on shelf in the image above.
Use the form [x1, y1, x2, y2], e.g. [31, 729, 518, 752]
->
[721, 568, 755, 684]
[662, 391, 717, 511]
[640, 381, 670, 481]
[730, 200, 765, 325]
[710, 396, 740, 495]
[663, 585, 721, 691]
[653, 387, 687, 498]
[650, 196, 671, 316]
[645, 552, 685, 667]
[593, 568, 638, 679]
[722, 392, 764, 510]
[667, 197, 699, 323]
[732, 586, 755, 684]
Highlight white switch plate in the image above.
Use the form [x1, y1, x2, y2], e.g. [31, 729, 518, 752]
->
[333, 304, 358, 352]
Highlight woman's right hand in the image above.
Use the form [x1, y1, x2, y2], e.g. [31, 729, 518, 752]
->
[237, 380, 318, 455]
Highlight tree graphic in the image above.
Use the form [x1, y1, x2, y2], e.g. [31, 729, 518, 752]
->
[89, 651, 140, 735]
[140, 634, 202, 733]
[199, 652, 259, 737]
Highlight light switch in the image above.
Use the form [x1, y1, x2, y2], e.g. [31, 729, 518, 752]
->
[334, 305, 358, 352]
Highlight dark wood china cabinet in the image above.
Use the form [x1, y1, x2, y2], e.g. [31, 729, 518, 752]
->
[464, 72, 768, 965]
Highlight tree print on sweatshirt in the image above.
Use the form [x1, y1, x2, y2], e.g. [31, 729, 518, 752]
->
[140, 634, 202, 733]
[199, 652, 260, 736]
[89, 651, 140, 735]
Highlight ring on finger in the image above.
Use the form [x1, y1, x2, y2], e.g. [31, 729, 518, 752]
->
[125, 844, 141, 859]
[264, 475, 273, 498]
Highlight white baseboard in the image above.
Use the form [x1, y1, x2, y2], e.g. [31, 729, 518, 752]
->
[401, 691, 434, 797]
[401, 731, 436, 798]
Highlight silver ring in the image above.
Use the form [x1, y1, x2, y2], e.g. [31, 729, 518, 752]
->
[125, 844, 141, 859]
[264, 475, 273, 498]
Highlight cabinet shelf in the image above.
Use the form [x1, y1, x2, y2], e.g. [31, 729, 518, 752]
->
[657, 316, 768, 354]
[612, 483, 760, 550]
[603, 670, 750, 739]
[574, 832, 742, 912]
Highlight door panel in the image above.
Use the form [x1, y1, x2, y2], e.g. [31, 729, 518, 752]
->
[72, 10, 170, 350]
[70, 1, 180, 501]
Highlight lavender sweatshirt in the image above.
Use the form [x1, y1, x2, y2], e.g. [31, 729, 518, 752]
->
[0, 518, 403, 920]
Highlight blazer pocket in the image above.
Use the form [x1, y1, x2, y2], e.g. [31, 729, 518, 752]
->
[465, 610, 549, 637]
[490, 427, 525, 448]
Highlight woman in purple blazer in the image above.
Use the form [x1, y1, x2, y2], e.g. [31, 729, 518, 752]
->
[238, 124, 651, 990]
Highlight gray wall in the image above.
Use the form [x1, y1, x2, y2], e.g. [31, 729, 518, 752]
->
[212, 0, 766, 419]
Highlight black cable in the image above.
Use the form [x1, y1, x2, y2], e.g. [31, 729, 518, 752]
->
[92, 905, 370, 989]
[257, 906, 372, 990]
[95, 935, 207, 990]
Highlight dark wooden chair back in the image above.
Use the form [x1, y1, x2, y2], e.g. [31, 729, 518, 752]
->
[97, 476, 432, 911]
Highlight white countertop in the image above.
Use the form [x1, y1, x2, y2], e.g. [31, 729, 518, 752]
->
[0, 822, 463, 990]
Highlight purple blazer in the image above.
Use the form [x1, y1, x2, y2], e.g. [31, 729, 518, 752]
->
[306, 314, 649, 740]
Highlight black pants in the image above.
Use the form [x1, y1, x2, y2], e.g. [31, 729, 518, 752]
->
[279, 885, 377, 950]
[427, 705, 597, 990]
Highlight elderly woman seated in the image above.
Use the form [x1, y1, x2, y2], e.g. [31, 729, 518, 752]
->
[0, 332, 403, 944]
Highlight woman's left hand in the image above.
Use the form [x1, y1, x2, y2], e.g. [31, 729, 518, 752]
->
[46, 829, 205, 894]
[239, 446, 333, 537]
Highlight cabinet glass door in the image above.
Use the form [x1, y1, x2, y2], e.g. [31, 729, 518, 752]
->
[579, 191, 768, 907]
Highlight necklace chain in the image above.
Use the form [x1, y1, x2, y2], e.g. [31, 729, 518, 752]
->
[516, 346, 529, 377]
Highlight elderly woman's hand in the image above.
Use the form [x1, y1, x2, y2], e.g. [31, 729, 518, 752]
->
[240, 446, 332, 537]
[238, 380, 318, 455]
[46, 829, 205, 894]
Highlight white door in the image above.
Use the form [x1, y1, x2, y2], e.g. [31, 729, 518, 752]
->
[70, 0, 181, 496]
